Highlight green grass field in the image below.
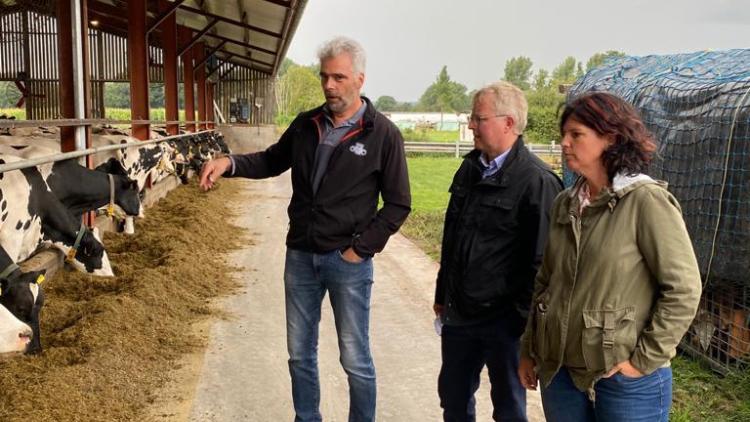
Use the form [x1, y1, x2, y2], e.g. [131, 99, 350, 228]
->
[401, 155, 750, 421]
[400, 156, 461, 260]
[0, 108, 187, 122]
[401, 128, 460, 143]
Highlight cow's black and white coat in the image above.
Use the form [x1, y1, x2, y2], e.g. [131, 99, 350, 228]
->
[0, 154, 113, 276]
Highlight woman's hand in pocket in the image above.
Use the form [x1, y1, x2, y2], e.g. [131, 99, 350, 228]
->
[605, 360, 644, 378]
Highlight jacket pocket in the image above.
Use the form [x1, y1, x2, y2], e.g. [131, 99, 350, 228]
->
[581, 307, 637, 372]
[479, 195, 518, 233]
[532, 291, 551, 361]
[447, 183, 466, 217]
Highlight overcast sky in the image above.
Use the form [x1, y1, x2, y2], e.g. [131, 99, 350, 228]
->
[285, 0, 750, 102]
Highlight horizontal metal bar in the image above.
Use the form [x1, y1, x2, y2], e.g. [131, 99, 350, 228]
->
[0, 130, 216, 174]
[0, 119, 214, 128]
[403, 142, 561, 155]
[147, 0, 186, 34]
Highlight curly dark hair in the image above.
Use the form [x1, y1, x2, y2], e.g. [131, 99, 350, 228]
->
[560, 91, 656, 181]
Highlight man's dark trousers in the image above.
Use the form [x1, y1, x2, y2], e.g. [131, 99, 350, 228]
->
[438, 314, 527, 422]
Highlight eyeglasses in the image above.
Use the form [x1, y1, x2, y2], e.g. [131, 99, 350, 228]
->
[468, 114, 510, 124]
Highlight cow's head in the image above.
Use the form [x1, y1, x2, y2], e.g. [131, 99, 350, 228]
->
[114, 177, 143, 218]
[68, 228, 114, 277]
[0, 303, 32, 356]
[0, 268, 45, 354]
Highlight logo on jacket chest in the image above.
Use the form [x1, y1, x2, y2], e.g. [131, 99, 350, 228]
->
[349, 142, 367, 156]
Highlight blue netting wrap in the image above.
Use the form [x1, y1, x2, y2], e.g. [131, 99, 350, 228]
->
[565, 49, 750, 288]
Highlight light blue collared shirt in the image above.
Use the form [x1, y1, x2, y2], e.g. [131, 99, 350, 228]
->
[479, 148, 511, 179]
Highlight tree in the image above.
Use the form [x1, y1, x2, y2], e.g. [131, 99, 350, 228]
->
[0, 82, 21, 108]
[275, 63, 324, 124]
[374, 95, 398, 111]
[277, 57, 295, 77]
[576, 62, 585, 79]
[503, 56, 533, 91]
[586, 50, 626, 72]
[418, 66, 470, 112]
[104, 82, 130, 108]
[532, 69, 550, 91]
[551, 56, 579, 85]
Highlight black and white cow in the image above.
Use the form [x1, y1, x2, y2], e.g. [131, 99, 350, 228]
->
[0, 302, 32, 355]
[0, 155, 113, 276]
[0, 145, 144, 219]
[0, 246, 45, 354]
[92, 135, 177, 191]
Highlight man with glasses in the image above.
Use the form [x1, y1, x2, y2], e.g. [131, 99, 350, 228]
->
[434, 81, 562, 421]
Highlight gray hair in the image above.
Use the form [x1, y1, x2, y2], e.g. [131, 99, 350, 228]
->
[474, 81, 528, 134]
[317, 36, 366, 75]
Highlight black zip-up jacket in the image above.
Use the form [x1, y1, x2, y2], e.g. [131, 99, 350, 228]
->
[229, 97, 411, 257]
[435, 137, 562, 326]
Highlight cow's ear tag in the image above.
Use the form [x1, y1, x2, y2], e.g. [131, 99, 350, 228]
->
[107, 204, 115, 217]
[36, 275, 45, 284]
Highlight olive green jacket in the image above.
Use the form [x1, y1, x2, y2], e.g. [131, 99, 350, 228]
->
[520, 174, 702, 392]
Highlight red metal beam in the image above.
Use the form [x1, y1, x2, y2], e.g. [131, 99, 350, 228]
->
[195, 41, 207, 131]
[177, 18, 218, 57]
[160, 0, 179, 136]
[128, 0, 150, 140]
[180, 26, 196, 132]
[57, 0, 76, 152]
[147, 0, 185, 34]
[179, 4, 282, 39]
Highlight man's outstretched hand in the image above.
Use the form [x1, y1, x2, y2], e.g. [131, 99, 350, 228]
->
[199, 156, 232, 191]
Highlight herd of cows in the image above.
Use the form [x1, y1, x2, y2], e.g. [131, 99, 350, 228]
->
[0, 123, 230, 356]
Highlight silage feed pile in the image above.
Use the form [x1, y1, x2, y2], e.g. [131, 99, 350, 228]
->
[0, 179, 248, 421]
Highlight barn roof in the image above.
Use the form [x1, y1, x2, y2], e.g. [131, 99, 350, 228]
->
[0, 0, 308, 76]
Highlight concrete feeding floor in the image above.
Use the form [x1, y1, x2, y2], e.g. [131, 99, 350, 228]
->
[186, 175, 545, 421]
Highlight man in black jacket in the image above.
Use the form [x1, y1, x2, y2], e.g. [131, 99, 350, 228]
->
[434, 81, 562, 421]
[200, 37, 410, 422]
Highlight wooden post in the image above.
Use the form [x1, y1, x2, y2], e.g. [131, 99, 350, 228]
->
[128, 0, 150, 140]
[160, 0, 179, 136]
[21, 11, 32, 119]
[56, 0, 76, 152]
[195, 42, 207, 131]
[180, 26, 195, 132]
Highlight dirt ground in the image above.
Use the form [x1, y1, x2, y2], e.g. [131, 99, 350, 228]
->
[148, 175, 546, 421]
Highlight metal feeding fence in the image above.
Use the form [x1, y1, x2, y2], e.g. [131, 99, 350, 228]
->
[565, 49, 750, 372]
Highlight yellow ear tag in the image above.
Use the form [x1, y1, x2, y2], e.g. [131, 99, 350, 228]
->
[66, 248, 77, 262]
[107, 204, 115, 217]
[36, 275, 45, 284]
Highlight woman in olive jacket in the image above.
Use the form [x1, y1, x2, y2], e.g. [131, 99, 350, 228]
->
[518, 92, 702, 422]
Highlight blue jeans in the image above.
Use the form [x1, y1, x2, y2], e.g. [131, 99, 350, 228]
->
[541, 367, 673, 422]
[284, 248, 376, 422]
[438, 315, 527, 422]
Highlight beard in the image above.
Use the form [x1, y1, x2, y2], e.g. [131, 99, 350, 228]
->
[326, 96, 349, 114]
